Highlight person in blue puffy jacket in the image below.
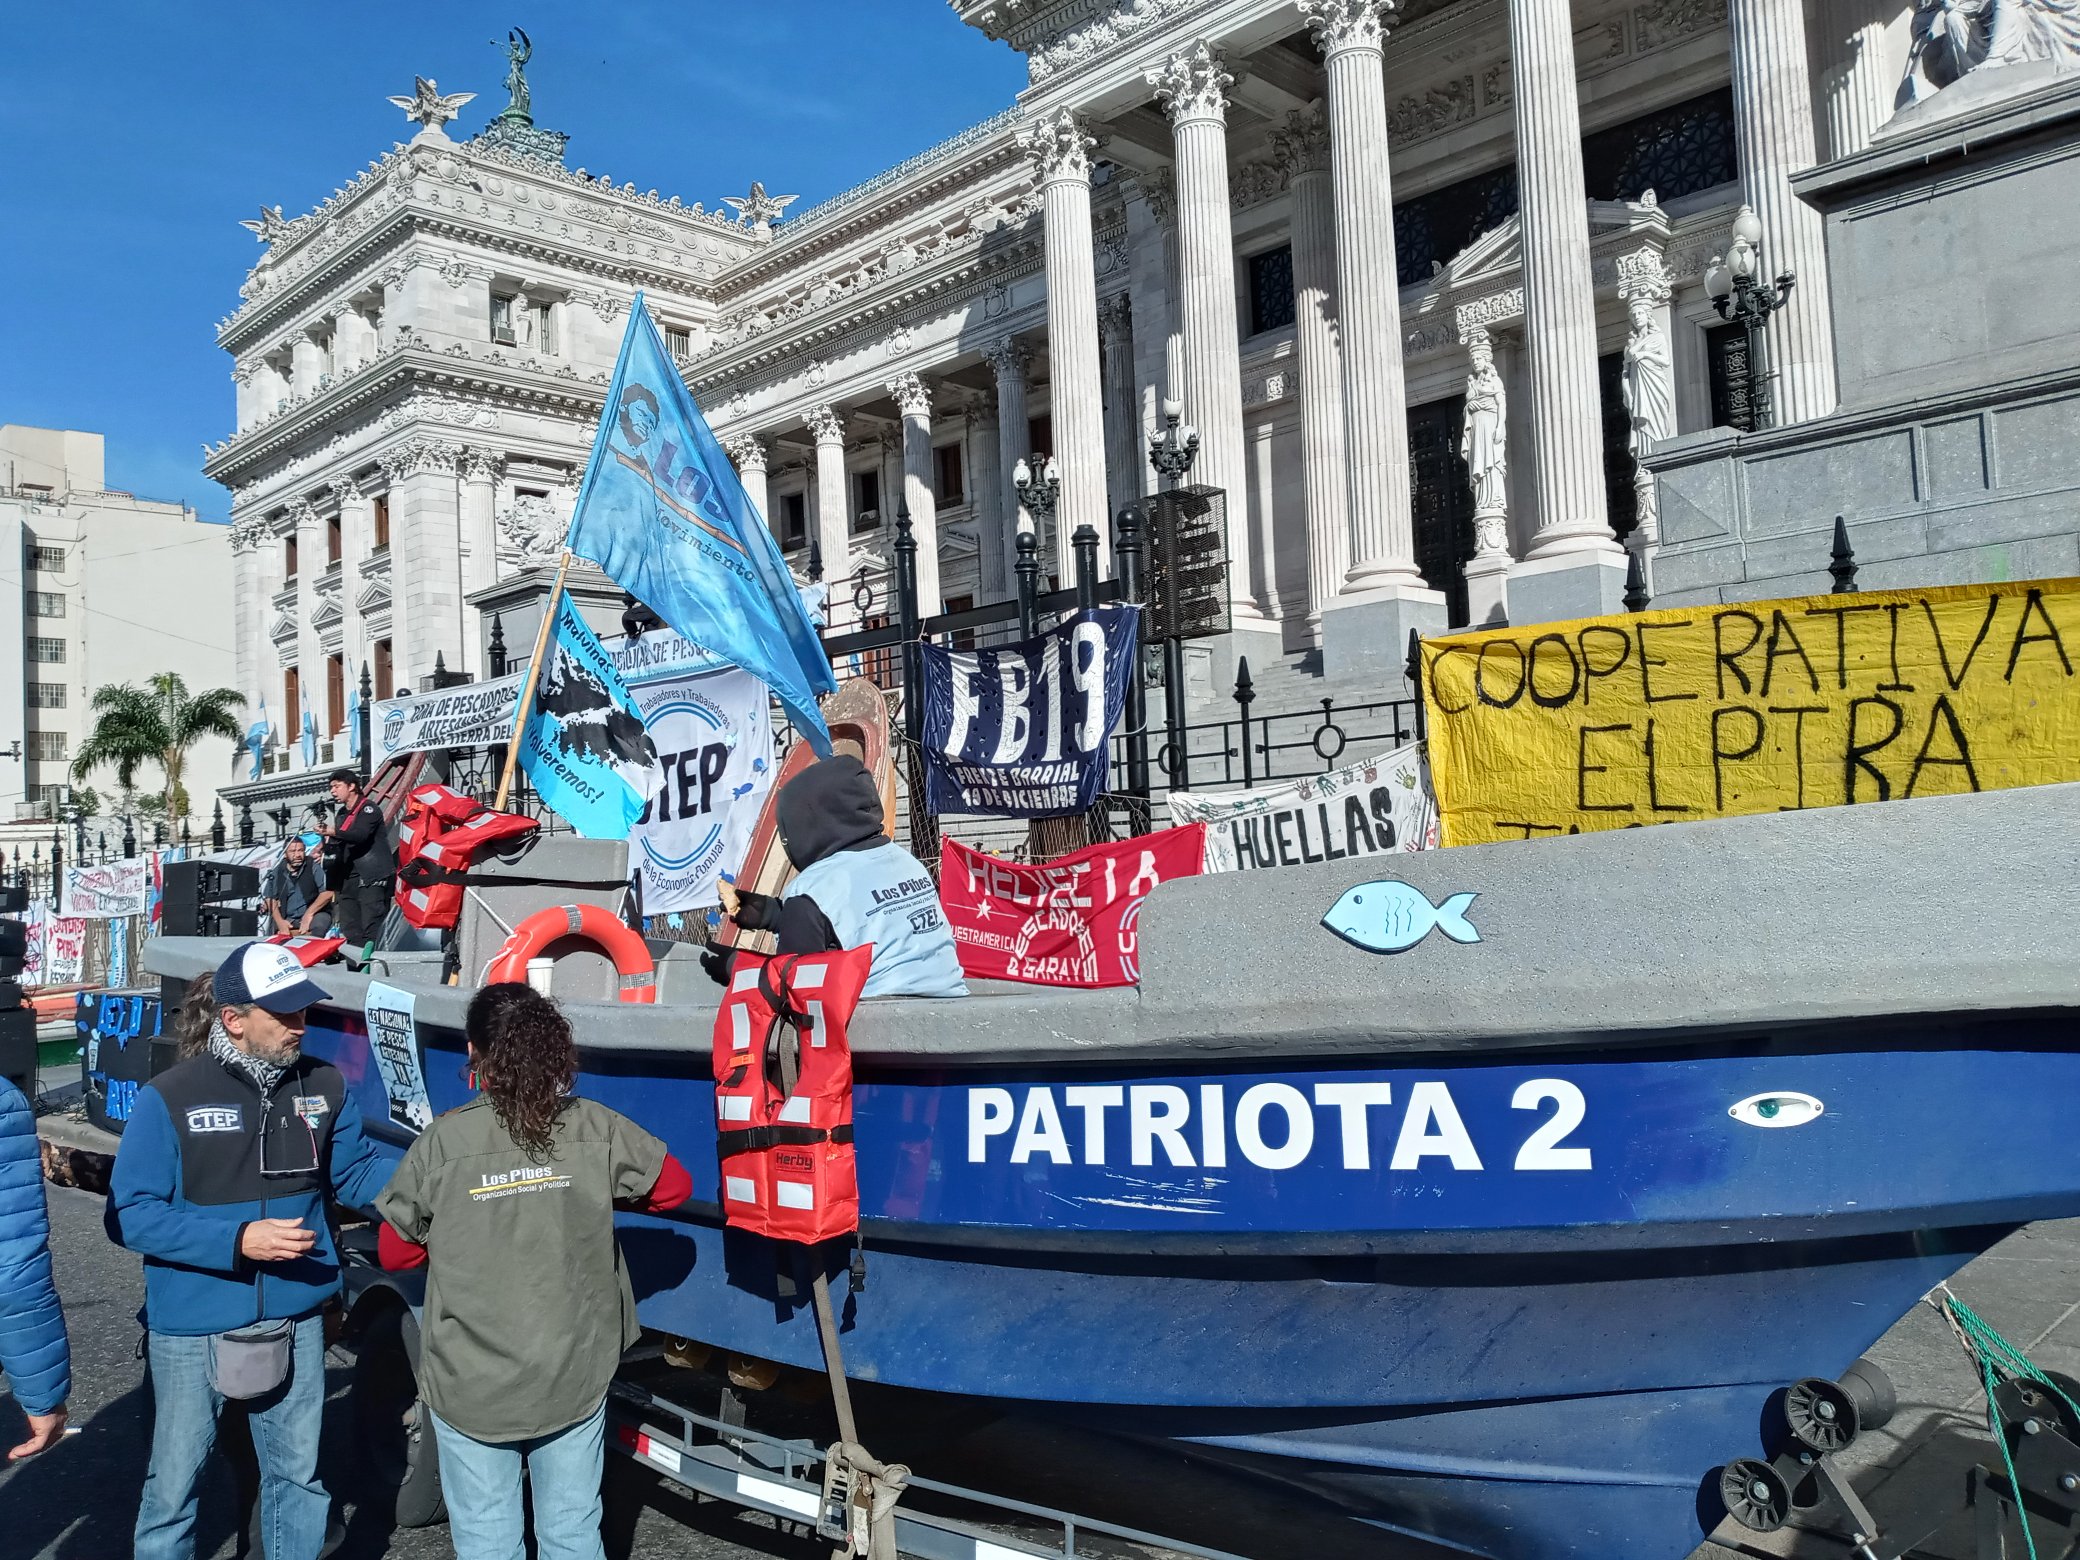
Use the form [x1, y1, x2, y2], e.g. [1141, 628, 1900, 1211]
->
[0, 1073, 71, 1460]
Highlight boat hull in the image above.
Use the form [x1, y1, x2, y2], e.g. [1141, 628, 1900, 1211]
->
[297, 1003, 2068, 1559]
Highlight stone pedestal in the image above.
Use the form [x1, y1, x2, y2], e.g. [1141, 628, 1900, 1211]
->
[1319, 587, 1446, 697]
[1464, 544, 1511, 629]
[1506, 551, 1629, 625]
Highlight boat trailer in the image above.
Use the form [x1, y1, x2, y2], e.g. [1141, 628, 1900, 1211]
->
[1718, 1356, 2080, 1560]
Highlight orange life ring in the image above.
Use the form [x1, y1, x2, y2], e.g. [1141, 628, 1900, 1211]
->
[483, 904, 658, 1003]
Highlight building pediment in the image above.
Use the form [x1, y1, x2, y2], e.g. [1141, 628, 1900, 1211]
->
[353, 576, 390, 614]
[311, 589, 344, 631]
[270, 612, 297, 647]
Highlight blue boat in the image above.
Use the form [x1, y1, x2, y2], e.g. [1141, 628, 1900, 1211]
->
[147, 780, 2080, 1560]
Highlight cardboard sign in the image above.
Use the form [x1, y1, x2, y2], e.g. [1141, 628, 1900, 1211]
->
[938, 825, 1204, 988]
[1422, 578, 2080, 845]
[363, 980, 432, 1134]
[60, 859, 150, 919]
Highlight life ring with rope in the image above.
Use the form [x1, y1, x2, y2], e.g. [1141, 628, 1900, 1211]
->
[483, 904, 658, 1004]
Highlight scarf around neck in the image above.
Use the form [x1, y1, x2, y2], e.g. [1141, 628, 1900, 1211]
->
[209, 1018, 287, 1098]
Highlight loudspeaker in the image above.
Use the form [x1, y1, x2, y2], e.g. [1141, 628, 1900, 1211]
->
[199, 907, 262, 939]
[0, 1008, 35, 1098]
[162, 862, 262, 937]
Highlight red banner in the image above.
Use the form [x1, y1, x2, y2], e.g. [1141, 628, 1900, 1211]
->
[938, 825, 1206, 988]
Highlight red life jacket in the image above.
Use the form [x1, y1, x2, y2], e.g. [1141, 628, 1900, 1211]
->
[394, 784, 539, 930]
[710, 947, 873, 1245]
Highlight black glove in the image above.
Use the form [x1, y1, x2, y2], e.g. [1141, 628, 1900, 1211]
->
[700, 944, 733, 987]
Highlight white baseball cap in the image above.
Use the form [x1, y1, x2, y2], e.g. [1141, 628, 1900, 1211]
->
[215, 941, 331, 1014]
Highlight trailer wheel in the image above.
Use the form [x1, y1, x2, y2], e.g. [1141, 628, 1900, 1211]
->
[352, 1305, 446, 1528]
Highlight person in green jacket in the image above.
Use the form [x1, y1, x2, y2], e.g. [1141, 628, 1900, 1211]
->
[374, 984, 690, 1560]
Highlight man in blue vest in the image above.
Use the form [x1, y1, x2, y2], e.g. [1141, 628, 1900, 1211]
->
[714, 755, 967, 998]
[111, 942, 393, 1560]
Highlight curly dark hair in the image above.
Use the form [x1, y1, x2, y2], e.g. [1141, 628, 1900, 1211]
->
[174, 973, 219, 1060]
[467, 984, 576, 1158]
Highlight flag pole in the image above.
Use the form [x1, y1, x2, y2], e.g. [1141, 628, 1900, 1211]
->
[493, 549, 575, 812]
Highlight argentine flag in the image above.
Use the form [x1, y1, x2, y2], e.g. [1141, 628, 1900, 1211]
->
[565, 294, 836, 753]
[299, 704, 318, 770]
[514, 596, 658, 839]
[346, 684, 362, 760]
[244, 697, 275, 781]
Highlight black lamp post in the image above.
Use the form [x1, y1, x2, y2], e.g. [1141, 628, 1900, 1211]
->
[1146, 397, 1201, 791]
[1011, 454, 1060, 552]
[1705, 204, 1795, 434]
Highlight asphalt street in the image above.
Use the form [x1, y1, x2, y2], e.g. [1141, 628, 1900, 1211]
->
[7, 1175, 2079, 1560]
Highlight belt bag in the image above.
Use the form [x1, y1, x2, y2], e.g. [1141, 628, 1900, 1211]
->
[209, 1318, 295, 1400]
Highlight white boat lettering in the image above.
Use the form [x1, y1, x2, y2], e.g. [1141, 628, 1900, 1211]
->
[966, 1080, 1591, 1172]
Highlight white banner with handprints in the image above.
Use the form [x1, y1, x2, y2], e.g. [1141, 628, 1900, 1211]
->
[1166, 742, 1440, 873]
[60, 858, 151, 919]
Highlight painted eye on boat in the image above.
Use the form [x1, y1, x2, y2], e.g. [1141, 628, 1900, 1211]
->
[1728, 1091, 1824, 1129]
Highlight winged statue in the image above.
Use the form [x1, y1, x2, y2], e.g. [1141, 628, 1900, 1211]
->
[387, 76, 476, 134]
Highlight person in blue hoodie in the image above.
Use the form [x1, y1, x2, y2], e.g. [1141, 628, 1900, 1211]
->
[711, 754, 967, 998]
[0, 1074, 69, 1461]
[110, 942, 393, 1560]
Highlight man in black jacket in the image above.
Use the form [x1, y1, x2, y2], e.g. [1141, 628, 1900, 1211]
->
[318, 769, 393, 948]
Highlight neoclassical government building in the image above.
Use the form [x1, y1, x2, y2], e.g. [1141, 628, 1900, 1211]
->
[211, 0, 2074, 760]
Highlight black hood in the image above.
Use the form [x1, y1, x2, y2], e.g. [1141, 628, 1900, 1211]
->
[777, 755, 886, 870]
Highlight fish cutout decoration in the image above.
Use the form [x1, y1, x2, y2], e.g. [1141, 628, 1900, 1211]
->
[1322, 881, 1481, 954]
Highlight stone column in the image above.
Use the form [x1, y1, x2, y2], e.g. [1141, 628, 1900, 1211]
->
[229, 516, 263, 726]
[332, 478, 369, 706]
[966, 393, 1008, 604]
[1096, 294, 1134, 573]
[1277, 102, 1348, 642]
[457, 448, 500, 672]
[808, 406, 850, 624]
[1018, 110, 1109, 585]
[724, 433, 771, 529]
[1142, 170, 1186, 412]
[291, 333, 326, 396]
[1504, 0, 1627, 622]
[233, 365, 258, 432]
[289, 501, 323, 759]
[888, 373, 943, 616]
[383, 441, 462, 686]
[1302, 1, 1440, 681]
[1148, 42, 1261, 619]
[1728, 0, 1838, 424]
[983, 339, 1031, 602]
[1824, 13, 1896, 160]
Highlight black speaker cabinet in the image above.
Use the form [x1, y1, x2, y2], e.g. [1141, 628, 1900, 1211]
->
[0, 1009, 33, 1099]
[162, 862, 262, 938]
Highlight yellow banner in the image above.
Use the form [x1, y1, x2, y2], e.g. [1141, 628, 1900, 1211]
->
[1421, 577, 2080, 845]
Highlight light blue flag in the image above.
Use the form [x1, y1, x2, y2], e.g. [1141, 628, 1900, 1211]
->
[346, 684, 362, 760]
[514, 596, 658, 839]
[299, 705, 318, 770]
[244, 697, 272, 781]
[565, 294, 835, 754]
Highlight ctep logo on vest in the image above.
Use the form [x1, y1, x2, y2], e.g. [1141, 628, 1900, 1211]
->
[186, 1105, 243, 1134]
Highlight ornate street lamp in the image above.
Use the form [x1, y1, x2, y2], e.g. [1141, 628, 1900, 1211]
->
[1705, 205, 1795, 434]
[1011, 454, 1060, 539]
[1148, 398, 1201, 485]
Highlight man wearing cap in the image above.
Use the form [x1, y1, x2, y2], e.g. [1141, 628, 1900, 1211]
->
[318, 768, 394, 949]
[110, 942, 393, 1560]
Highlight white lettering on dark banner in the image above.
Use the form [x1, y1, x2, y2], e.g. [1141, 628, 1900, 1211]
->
[920, 606, 1139, 818]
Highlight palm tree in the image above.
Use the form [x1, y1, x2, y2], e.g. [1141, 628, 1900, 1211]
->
[72, 673, 245, 827]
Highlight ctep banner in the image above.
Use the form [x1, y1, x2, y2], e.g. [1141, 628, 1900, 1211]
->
[938, 825, 1204, 988]
[629, 667, 774, 914]
[1166, 742, 1438, 873]
[1421, 577, 2080, 845]
[919, 606, 1138, 818]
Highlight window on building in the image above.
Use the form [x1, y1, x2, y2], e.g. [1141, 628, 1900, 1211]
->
[1248, 246, 1296, 335]
[27, 592, 64, 619]
[944, 594, 977, 652]
[852, 470, 882, 534]
[327, 511, 342, 565]
[29, 732, 65, 762]
[665, 326, 692, 361]
[27, 683, 65, 709]
[26, 545, 64, 572]
[1026, 414, 1053, 459]
[490, 292, 517, 346]
[327, 654, 346, 733]
[523, 300, 555, 354]
[372, 494, 391, 551]
[934, 443, 966, 506]
[375, 638, 394, 699]
[779, 491, 807, 549]
[29, 784, 66, 808]
[285, 533, 299, 580]
[29, 638, 65, 665]
[284, 667, 301, 727]
[862, 614, 895, 688]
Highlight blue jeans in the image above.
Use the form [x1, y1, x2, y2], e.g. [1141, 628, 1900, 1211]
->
[134, 1314, 331, 1560]
[429, 1399, 607, 1560]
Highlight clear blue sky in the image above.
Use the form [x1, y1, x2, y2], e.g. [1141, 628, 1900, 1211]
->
[0, 2, 1025, 523]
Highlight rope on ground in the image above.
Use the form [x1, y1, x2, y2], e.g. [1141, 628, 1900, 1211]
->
[1925, 1282, 2080, 1560]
